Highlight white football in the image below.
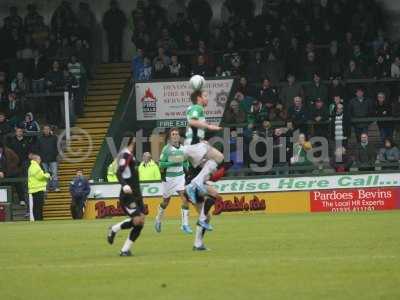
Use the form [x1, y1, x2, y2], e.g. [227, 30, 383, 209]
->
[189, 75, 205, 91]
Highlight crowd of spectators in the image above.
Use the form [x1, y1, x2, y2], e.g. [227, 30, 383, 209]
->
[0, 2, 91, 132]
[125, 0, 400, 173]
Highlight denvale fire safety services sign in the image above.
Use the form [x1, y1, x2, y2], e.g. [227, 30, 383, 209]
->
[135, 79, 234, 127]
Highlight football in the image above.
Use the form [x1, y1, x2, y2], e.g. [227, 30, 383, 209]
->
[189, 74, 205, 91]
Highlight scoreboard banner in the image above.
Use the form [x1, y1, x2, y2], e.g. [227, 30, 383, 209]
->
[135, 78, 234, 126]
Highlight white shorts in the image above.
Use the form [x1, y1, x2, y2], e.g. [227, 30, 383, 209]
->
[182, 142, 209, 167]
[162, 175, 185, 198]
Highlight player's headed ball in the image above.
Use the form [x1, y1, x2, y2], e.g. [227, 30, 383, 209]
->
[189, 74, 205, 91]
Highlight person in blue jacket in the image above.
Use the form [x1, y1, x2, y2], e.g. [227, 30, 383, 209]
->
[69, 169, 91, 219]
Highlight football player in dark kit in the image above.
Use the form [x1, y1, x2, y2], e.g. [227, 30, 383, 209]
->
[107, 133, 145, 256]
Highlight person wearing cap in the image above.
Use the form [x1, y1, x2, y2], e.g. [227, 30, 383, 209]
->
[28, 153, 50, 221]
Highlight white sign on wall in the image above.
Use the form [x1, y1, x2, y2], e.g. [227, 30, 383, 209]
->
[135, 78, 234, 126]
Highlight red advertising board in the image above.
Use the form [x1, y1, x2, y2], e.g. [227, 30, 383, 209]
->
[310, 188, 399, 212]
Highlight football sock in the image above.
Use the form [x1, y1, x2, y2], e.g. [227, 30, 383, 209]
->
[156, 205, 165, 222]
[121, 238, 133, 252]
[129, 224, 144, 242]
[194, 225, 203, 247]
[203, 197, 216, 216]
[181, 204, 190, 226]
[199, 202, 207, 222]
[112, 218, 133, 232]
[192, 160, 218, 188]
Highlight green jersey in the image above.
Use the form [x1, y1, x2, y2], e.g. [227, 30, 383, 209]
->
[159, 144, 188, 177]
[185, 104, 205, 145]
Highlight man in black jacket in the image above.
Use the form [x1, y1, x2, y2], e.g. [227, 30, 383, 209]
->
[349, 87, 374, 141]
[8, 127, 30, 205]
[0, 112, 12, 142]
[37, 125, 59, 192]
[354, 133, 377, 171]
[102, 0, 126, 62]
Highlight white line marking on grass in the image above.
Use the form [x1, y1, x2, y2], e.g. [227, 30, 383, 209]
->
[2, 255, 396, 271]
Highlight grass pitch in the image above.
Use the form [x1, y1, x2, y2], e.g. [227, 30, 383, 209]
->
[1, 212, 399, 300]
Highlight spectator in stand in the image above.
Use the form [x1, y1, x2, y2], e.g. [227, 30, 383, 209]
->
[373, 55, 390, 79]
[168, 54, 186, 78]
[330, 103, 351, 148]
[132, 48, 144, 80]
[30, 50, 48, 94]
[354, 133, 376, 171]
[237, 77, 249, 97]
[264, 52, 284, 86]
[51, 1, 77, 39]
[138, 57, 152, 81]
[167, 0, 187, 24]
[349, 87, 374, 141]
[0, 140, 20, 179]
[69, 169, 91, 219]
[247, 99, 268, 131]
[8, 127, 31, 205]
[325, 40, 342, 78]
[330, 146, 353, 173]
[102, 0, 127, 62]
[153, 47, 171, 68]
[191, 54, 210, 77]
[24, 4, 42, 34]
[390, 56, 400, 78]
[302, 51, 320, 81]
[138, 152, 161, 182]
[343, 60, 364, 79]
[328, 76, 346, 103]
[67, 55, 85, 116]
[351, 44, 368, 74]
[392, 95, 400, 140]
[304, 73, 329, 108]
[287, 96, 309, 135]
[290, 133, 313, 172]
[375, 92, 393, 142]
[67, 55, 85, 84]
[20, 112, 40, 135]
[153, 58, 169, 79]
[310, 98, 329, 138]
[224, 92, 247, 124]
[187, 0, 213, 33]
[4, 6, 23, 34]
[286, 37, 301, 78]
[0, 112, 12, 141]
[259, 77, 278, 109]
[247, 51, 266, 84]
[28, 153, 50, 221]
[10, 71, 30, 113]
[279, 74, 303, 109]
[76, 2, 96, 44]
[45, 60, 64, 92]
[378, 138, 400, 169]
[37, 125, 59, 192]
